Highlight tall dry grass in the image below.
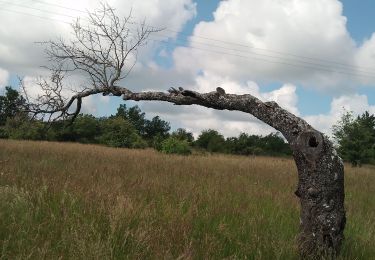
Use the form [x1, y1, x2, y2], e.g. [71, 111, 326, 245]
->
[0, 139, 374, 259]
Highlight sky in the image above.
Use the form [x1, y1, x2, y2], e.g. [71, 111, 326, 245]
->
[0, 0, 374, 137]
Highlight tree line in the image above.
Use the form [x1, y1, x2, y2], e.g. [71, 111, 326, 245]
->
[0, 86, 292, 157]
[332, 110, 375, 166]
[1, 86, 374, 165]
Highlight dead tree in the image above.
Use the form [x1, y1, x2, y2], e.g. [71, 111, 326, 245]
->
[22, 4, 346, 258]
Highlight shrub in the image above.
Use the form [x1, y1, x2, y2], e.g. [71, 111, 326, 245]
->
[195, 129, 225, 153]
[98, 117, 146, 148]
[4, 115, 45, 140]
[161, 137, 192, 155]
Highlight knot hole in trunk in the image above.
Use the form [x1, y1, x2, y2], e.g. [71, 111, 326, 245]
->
[309, 136, 319, 147]
[296, 130, 324, 161]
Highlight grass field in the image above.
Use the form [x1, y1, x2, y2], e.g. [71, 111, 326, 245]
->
[0, 139, 374, 259]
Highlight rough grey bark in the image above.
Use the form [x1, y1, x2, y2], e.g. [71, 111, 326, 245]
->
[26, 85, 346, 257]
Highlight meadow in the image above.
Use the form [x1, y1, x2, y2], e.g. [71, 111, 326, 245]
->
[0, 139, 374, 259]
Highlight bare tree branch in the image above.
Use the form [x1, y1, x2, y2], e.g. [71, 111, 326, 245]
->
[23, 3, 160, 122]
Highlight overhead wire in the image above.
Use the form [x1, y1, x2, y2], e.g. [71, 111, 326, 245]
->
[151, 32, 375, 77]
[148, 36, 375, 79]
[0, 7, 71, 24]
[22, 0, 87, 14]
[0, 0, 88, 21]
[19, 0, 375, 72]
[1, 2, 375, 79]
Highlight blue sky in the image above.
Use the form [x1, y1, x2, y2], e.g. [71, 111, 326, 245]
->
[340, 0, 375, 108]
[341, 0, 375, 42]
[0, 0, 374, 136]
[154, 0, 374, 117]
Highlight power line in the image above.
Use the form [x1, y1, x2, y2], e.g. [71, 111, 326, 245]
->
[152, 32, 375, 76]
[0, 0, 86, 21]
[25, 0, 86, 14]
[0, 8, 71, 24]
[164, 27, 375, 71]
[1, 5, 375, 79]
[13, 0, 375, 73]
[148, 37, 375, 79]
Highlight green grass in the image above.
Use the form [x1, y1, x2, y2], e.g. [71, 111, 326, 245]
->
[0, 139, 374, 259]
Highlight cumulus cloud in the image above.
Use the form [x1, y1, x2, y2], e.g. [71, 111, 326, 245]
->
[162, 0, 375, 137]
[172, 0, 375, 93]
[305, 94, 375, 135]
[0, 0, 196, 76]
[21, 75, 104, 115]
[0, 68, 9, 91]
[184, 72, 299, 114]
[0, 0, 197, 113]
[355, 33, 375, 85]
[120, 61, 195, 92]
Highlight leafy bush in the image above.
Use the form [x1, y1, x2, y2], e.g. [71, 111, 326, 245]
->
[333, 111, 375, 166]
[161, 137, 191, 155]
[98, 117, 146, 148]
[131, 134, 148, 149]
[4, 115, 45, 140]
[195, 129, 225, 153]
[46, 115, 100, 143]
[171, 128, 194, 143]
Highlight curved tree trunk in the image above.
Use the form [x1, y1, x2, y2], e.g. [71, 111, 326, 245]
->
[119, 87, 346, 257]
[23, 4, 345, 257]
[30, 85, 346, 257]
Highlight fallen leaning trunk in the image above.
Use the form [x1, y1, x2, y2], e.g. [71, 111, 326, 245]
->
[36, 85, 346, 257]
[121, 87, 346, 257]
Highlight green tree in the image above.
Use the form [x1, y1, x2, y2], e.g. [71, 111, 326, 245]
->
[98, 117, 146, 148]
[4, 114, 44, 140]
[332, 111, 375, 166]
[144, 116, 170, 140]
[115, 104, 128, 119]
[225, 133, 261, 155]
[161, 137, 192, 155]
[0, 86, 26, 126]
[195, 129, 226, 153]
[127, 105, 147, 135]
[171, 128, 194, 143]
[114, 104, 148, 136]
[72, 115, 100, 143]
[260, 133, 292, 156]
[46, 115, 100, 143]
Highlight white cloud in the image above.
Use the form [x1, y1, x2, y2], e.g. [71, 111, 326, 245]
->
[242, 82, 300, 116]
[0, 0, 196, 76]
[108, 0, 196, 33]
[186, 72, 299, 114]
[21, 75, 107, 115]
[162, 0, 375, 137]
[355, 33, 375, 85]
[305, 94, 375, 135]
[0, 68, 9, 90]
[81, 95, 98, 114]
[172, 0, 375, 93]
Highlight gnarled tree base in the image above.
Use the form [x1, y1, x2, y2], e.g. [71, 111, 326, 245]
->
[293, 130, 346, 258]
